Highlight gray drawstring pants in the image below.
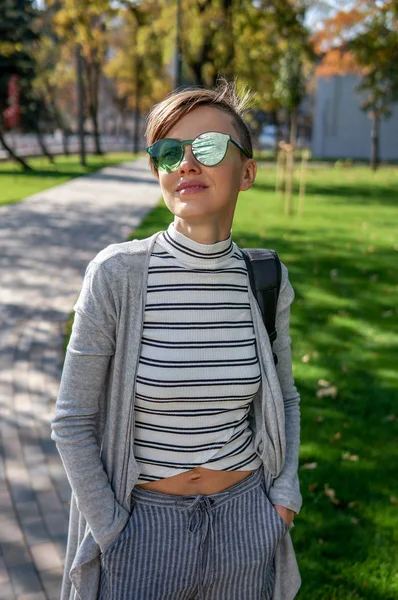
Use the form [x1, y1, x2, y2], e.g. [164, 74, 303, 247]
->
[99, 467, 288, 600]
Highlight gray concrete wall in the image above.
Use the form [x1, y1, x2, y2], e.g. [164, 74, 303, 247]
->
[311, 75, 398, 160]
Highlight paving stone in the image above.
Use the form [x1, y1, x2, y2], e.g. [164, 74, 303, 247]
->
[40, 441, 58, 459]
[15, 500, 41, 522]
[36, 490, 64, 516]
[0, 486, 14, 512]
[9, 564, 43, 595]
[30, 543, 63, 571]
[0, 454, 5, 479]
[30, 476, 53, 494]
[2, 437, 23, 461]
[42, 512, 69, 537]
[22, 447, 46, 469]
[0, 419, 18, 441]
[52, 536, 67, 561]
[1, 541, 31, 568]
[0, 554, 10, 584]
[52, 479, 71, 505]
[0, 518, 24, 543]
[39, 567, 63, 600]
[9, 483, 37, 504]
[0, 503, 17, 523]
[0, 579, 15, 600]
[21, 518, 49, 546]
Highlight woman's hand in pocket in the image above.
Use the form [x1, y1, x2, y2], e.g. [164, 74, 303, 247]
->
[273, 504, 295, 527]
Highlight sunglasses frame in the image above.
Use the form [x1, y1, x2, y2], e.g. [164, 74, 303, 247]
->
[146, 131, 252, 172]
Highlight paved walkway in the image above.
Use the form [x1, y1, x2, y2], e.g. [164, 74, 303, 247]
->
[0, 158, 161, 599]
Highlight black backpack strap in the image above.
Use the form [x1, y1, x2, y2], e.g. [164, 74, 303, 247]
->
[241, 248, 282, 365]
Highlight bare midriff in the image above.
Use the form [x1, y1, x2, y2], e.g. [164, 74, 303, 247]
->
[136, 467, 256, 496]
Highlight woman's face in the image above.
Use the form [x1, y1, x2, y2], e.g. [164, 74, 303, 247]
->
[155, 105, 256, 230]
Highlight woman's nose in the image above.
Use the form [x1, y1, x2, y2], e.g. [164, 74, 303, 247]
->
[178, 145, 201, 173]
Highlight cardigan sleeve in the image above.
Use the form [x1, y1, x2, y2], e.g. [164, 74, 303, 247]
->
[268, 263, 302, 514]
[51, 261, 130, 551]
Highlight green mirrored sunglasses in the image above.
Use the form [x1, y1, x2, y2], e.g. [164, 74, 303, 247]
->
[146, 131, 252, 173]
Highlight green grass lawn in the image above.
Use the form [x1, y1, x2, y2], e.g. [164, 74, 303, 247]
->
[128, 165, 398, 599]
[0, 152, 140, 206]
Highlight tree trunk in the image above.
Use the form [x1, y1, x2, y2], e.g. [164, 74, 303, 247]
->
[271, 109, 280, 154]
[175, 0, 183, 89]
[36, 130, 55, 164]
[289, 106, 298, 148]
[133, 56, 142, 154]
[85, 59, 103, 156]
[48, 99, 70, 157]
[76, 45, 86, 167]
[91, 109, 103, 156]
[370, 112, 379, 171]
[62, 130, 70, 156]
[284, 106, 298, 216]
[0, 128, 33, 171]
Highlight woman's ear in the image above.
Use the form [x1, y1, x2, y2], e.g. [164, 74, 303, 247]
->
[239, 159, 257, 192]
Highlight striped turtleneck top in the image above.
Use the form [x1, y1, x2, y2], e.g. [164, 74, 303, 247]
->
[134, 222, 263, 482]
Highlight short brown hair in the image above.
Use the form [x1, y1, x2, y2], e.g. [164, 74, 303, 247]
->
[145, 77, 254, 176]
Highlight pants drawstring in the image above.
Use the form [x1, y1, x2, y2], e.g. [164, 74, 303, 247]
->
[176, 495, 215, 599]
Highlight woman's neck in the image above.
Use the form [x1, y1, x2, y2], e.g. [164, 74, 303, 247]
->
[173, 217, 232, 245]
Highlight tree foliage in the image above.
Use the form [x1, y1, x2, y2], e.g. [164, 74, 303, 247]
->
[0, 0, 39, 125]
[1, 0, 318, 164]
[104, 2, 171, 115]
[0, 0, 40, 168]
[50, 0, 115, 154]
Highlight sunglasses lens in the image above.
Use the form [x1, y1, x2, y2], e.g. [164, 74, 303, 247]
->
[150, 139, 183, 172]
[193, 132, 228, 166]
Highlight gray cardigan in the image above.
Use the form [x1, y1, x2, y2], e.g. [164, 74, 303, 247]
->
[51, 231, 302, 600]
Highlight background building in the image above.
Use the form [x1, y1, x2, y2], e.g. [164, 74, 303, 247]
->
[312, 75, 398, 161]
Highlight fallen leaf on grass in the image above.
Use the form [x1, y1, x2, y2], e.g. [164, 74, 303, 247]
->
[384, 414, 396, 422]
[351, 517, 359, 525]
[308, 483, 318, 492]
[348, 501, 358, 508]
[342, 452, 359, 462]
[330, 269, 338, 279]
[332, 432, 342, 441]
[317, 379, 330, 387]
[391, 496, 398, 506]
[315, 415, 324, 423]
[324, 485, 340, 505]
[301, 462, 318, 470]
[317, 386, 338, 399]
[301, 354, 310, 363]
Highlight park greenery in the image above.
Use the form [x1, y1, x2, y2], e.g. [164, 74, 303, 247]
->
[0, 1, 397, 171]
[125, 164, 398, 599]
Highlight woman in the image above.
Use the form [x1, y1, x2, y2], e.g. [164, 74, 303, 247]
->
[52, 80, 302, 600]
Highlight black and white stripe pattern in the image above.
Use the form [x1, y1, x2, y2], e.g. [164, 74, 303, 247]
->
[134, 222, 262, 482]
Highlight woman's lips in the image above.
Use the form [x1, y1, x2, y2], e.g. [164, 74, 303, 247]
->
[178, 186, 208, 195]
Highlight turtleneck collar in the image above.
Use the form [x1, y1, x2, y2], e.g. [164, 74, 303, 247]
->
[157, 222, 235, 269]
